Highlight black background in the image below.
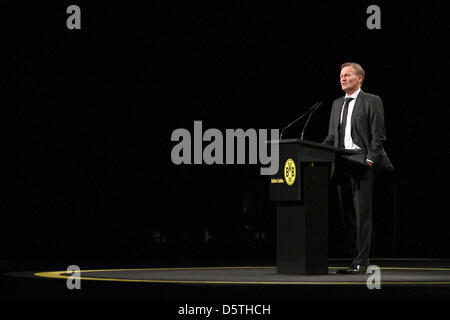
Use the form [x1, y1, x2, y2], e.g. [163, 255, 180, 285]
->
[2, 1, 449, 273]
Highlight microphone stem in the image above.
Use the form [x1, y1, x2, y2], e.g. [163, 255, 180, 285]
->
[280, 102, 319, 139]
[300, 110, 315, 140]
[301, 102, 322, 140]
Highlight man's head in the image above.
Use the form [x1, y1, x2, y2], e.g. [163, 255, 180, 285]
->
[340, 62, 365, 95]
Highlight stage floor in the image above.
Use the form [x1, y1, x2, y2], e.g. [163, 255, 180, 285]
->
[33, 265, 450, 286]
[4, 260, 450, 300]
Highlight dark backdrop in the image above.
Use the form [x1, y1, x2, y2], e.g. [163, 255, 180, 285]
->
[2, 1, 449, 269]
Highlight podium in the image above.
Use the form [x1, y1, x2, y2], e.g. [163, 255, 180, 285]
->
[268, 139, 360, 275]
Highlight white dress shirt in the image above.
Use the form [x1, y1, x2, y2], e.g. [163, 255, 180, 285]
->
[340, 88, 373, 163]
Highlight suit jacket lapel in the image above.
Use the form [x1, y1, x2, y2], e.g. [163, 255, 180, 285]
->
[351, 90, 364, 127]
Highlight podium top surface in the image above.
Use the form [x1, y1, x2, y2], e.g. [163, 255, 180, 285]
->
[267, 139, 361, 155]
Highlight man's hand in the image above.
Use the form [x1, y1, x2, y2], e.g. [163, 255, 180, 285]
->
[366, 160, 373, 168]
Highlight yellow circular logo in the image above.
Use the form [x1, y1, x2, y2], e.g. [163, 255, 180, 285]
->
[284, 158, 296, 186]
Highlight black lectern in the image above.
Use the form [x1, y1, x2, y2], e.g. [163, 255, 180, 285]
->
[268, 139, 359, 275]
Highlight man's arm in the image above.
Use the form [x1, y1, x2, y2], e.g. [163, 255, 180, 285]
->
[366, 95, 387, 164]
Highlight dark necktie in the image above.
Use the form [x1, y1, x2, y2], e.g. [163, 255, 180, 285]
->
[338, 97, 354, 148]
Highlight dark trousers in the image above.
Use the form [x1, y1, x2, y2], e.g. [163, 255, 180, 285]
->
[334, 158, 374, 266]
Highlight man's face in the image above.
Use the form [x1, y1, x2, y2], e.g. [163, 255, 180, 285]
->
[340, 66, 362, 94]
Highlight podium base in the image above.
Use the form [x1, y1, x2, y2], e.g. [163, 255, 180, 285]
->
[276, 166, 329, 275]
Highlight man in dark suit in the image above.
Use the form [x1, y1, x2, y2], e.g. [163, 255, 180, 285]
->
[323, 62, 393, 274]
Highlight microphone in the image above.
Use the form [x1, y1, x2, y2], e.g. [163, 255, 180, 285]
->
[280, 102, 320, 140]
[300, 102, 323, 140]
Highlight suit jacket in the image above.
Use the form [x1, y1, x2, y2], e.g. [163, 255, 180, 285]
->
[323, 90, 394, 172]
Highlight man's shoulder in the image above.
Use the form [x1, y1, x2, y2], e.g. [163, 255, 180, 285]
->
[332, 96, 345, 105]
[359, 90, 382, 102]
